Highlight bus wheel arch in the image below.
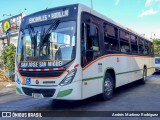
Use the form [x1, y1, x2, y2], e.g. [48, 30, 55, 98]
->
[105, 69, 116, 89]
[100, 68, 116, 101]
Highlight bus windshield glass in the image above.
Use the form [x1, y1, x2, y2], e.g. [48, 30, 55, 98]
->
[17, 21, 76, 66]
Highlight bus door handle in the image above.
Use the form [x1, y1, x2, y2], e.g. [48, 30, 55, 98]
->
[98, 63, 102, 73]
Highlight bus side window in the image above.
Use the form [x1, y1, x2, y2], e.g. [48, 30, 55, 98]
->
[130, 35, 138, 54]
[81, 23, 87, 66]
[138, 39, 144, 55]
[144, 42, 149, 55]
[81, 22, 100, 66]
[86, 24, 100, 61]
[150, 43, 154, 55]
[87, 27, 99, 51]
[120, 30, 130, 53]
[104, 23, 119, 52]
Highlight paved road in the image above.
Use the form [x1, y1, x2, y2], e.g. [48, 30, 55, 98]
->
[0, 75, 160, 120]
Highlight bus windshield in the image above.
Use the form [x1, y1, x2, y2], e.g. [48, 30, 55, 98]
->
[17, 21, 76, 65]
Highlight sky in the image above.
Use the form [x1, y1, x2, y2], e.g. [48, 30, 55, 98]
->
[0, 0, 160, 39]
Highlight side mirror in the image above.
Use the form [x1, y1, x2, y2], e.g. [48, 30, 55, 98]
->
[89, 23, 97, 37]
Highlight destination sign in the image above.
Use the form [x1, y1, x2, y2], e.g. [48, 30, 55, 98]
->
[20, 5, 78, 29]
[28, 9, 69, 24]
[20, 61, 63, 68]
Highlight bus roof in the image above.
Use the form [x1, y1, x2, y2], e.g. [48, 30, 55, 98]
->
[78, 4, 151, 41]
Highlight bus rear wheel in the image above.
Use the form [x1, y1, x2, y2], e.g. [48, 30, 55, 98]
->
[101, 73, 114, 101]
[140, 67, 147, 84]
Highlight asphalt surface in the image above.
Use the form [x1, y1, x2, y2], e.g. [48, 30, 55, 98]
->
[0, 75, 160, 120]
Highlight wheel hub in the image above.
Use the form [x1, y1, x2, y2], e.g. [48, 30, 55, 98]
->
[104, 78, 112, 96]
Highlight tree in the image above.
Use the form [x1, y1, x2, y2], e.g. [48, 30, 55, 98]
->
[153, 39, 160, 56]
[0, 44, 16, 72]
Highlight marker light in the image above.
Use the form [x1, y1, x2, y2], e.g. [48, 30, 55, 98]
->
[59, 68, 77, 86]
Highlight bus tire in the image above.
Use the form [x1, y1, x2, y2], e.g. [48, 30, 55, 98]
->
[101, 72, 114, 101]
[140, 67, 147, 84]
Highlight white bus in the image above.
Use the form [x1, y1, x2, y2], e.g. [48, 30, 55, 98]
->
[15, 4, 155, 100]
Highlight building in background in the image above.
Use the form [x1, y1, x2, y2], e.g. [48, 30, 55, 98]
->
[0, 13, 24, 47]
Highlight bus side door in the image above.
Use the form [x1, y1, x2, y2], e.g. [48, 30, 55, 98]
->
[81, 19, 101, 99]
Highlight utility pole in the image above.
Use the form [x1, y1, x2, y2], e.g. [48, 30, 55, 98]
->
[91, 0, 93, 9]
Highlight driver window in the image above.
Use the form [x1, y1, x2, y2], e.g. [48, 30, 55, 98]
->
[81, 22, 100, 67]
[86, 24, 99, 51]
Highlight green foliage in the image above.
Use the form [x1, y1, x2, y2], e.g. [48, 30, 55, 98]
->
[0, 44, 16, 72]
[153, 39, 160, 56]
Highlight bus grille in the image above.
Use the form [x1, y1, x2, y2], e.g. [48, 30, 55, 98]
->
[19, 71, 64, 77]
[22, 87, 55, 97]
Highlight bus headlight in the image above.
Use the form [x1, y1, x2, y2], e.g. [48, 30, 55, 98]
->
[59, 69, 77, 86]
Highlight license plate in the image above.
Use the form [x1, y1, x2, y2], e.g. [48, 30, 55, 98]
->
[32, 93, 43, 99]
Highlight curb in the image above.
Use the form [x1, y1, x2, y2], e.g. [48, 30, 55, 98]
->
[0, 90, 16, 97]
[0, 86, 16, 94]
[0, 91, 16, 97]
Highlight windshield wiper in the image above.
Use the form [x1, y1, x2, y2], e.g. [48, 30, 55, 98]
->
[39, 19, 60, 55]
[28, 25, 38, 57]
[41, 19, 60, 43]
[28, 25, 36, 39]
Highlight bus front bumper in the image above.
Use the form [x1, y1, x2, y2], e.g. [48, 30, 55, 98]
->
[16, 81, 82, 100]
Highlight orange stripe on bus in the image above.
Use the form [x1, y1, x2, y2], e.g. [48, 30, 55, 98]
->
[82, 54, 154, 71]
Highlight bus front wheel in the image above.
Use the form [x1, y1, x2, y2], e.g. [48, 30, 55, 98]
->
[101, 73, 114, 101]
